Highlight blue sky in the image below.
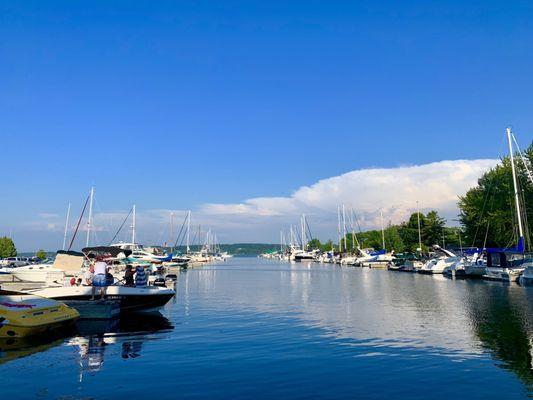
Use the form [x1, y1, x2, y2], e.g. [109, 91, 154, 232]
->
[1, 1, 532, 250]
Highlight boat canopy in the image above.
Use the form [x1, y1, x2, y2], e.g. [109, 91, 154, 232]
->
[82, 246, 132, 258]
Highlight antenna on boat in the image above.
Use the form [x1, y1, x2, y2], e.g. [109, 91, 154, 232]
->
[507, 127, 524, 240]
[86, 187, 94, 247]
[62, 203, 71, 250]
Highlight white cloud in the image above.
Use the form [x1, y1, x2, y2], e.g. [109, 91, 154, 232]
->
[13, 158, 498, 249]
[199, 159, 498, 230]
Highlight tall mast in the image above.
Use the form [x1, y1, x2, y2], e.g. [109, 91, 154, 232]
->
[380, 209, 385, 251]
[280, 230, 283, 253]
[62, 203, 71, 250]
[86, 187, 94, 247]
[417, 201, 422, 251]
[170, 212, 174, 248]
[301, 214, 306, 250]
[131, 204, 136, 244]
[507, 127, 524, 238]
[337, 206, 342, 252]
[186, 210, 191, 253]
[342, 204, 347, 251]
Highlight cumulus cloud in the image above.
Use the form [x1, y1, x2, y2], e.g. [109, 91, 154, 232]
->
[15, 159, 498, 249]
[199, 159, 497, 228]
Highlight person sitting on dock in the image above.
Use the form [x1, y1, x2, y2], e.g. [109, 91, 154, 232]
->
[134, 265, 147, 287]
[91, 260, 109, 300]
[124, 265, 135, 286]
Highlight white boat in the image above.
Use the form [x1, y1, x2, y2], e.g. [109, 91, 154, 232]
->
[9, 251, 85, 283]
[418, 246, 459, 274]
[481, 128, 529, 283]
[25, 285, 175, 313]
[10, 263, 65, 283]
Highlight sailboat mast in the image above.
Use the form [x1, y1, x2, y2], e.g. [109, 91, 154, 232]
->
[380, 210, 385, 251]
[132, 204, 136, 244]
[301, 214, 306, 250]
[337, 206, 342, 252]
[342, 205, 347, 251]
[62, 203, 71, 250]
[170, 212, 174, 248]
[186, 210, 191, 253]
[507, 127, 524, 238]
[417, 201, 422, 251]
[86, 187, 94, 247]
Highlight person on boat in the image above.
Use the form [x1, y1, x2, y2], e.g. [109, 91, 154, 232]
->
[91, 260, 109, 300]
[134, 265, 147, 287]
[124, 265, 135, 286]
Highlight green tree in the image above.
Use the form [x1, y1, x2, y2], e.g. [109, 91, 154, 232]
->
[36, 249, 47, 260]
[320, 240, 335, 252]
[0, 237, 17, 258]
[458, 142, 533, 249]
[307, 238, 322, 250]
[398, 212, 426, 252]
[424, 210, 446, 247]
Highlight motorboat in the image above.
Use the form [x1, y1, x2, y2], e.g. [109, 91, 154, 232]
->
[10, 263, 65, 283]
[24, 285, 175, 313]
[483, 245, 529, 282]
[294, 250, 318, 262]
[0, 291, 79, 338]
[9, 250, 85, 283]
[418, 246, 459, 274]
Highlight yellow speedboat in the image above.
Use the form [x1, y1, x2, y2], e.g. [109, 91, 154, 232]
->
[0, 293, 79, 338]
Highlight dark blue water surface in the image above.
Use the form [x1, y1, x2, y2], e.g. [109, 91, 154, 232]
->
[1, 258, 532, 399]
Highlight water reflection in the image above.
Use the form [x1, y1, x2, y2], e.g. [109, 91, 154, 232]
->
[464, 282, 533, 388]
[68, 312, 173, 379]
[0, 311, 173, 377]
[186, 260, 532, 392]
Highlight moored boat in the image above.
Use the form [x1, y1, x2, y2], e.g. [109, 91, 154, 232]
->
[24, 285, 175, 313]
[0, 292, 79, 338]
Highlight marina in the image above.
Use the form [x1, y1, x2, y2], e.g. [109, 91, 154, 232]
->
[2, 1, 533, 398]
[0, 258, 531, 399]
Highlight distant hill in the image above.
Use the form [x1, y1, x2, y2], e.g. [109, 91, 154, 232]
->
[163, 243, 279, 257]
[19, 244, 280, 258]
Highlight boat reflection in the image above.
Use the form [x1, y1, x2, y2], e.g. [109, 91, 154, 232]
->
[68, 312, 173, 378]
[0, 311, 173, 375]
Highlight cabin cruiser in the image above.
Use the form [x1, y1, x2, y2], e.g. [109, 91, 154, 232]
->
[9, 262, 65, 283]
[356, 249, 394, 267]
[418, 246, 459, 274]
[110, 242, 172, 263]
[294, 249, 318, 262]
[8, 250, 86, 283]
[483, 240, 529, 282]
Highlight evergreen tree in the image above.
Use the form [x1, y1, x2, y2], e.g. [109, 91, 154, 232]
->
[0, 237, 17, 258]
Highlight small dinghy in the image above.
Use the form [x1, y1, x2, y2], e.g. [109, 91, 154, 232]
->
[0, 291, 79, 338]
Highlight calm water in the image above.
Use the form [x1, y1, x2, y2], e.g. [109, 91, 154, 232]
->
[1, 258, 532, 399]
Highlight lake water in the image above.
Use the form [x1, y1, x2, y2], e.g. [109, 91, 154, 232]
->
[1, 258, 532, 399]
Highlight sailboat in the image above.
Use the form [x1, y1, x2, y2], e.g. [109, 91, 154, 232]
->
[483, 128, 530, 282]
